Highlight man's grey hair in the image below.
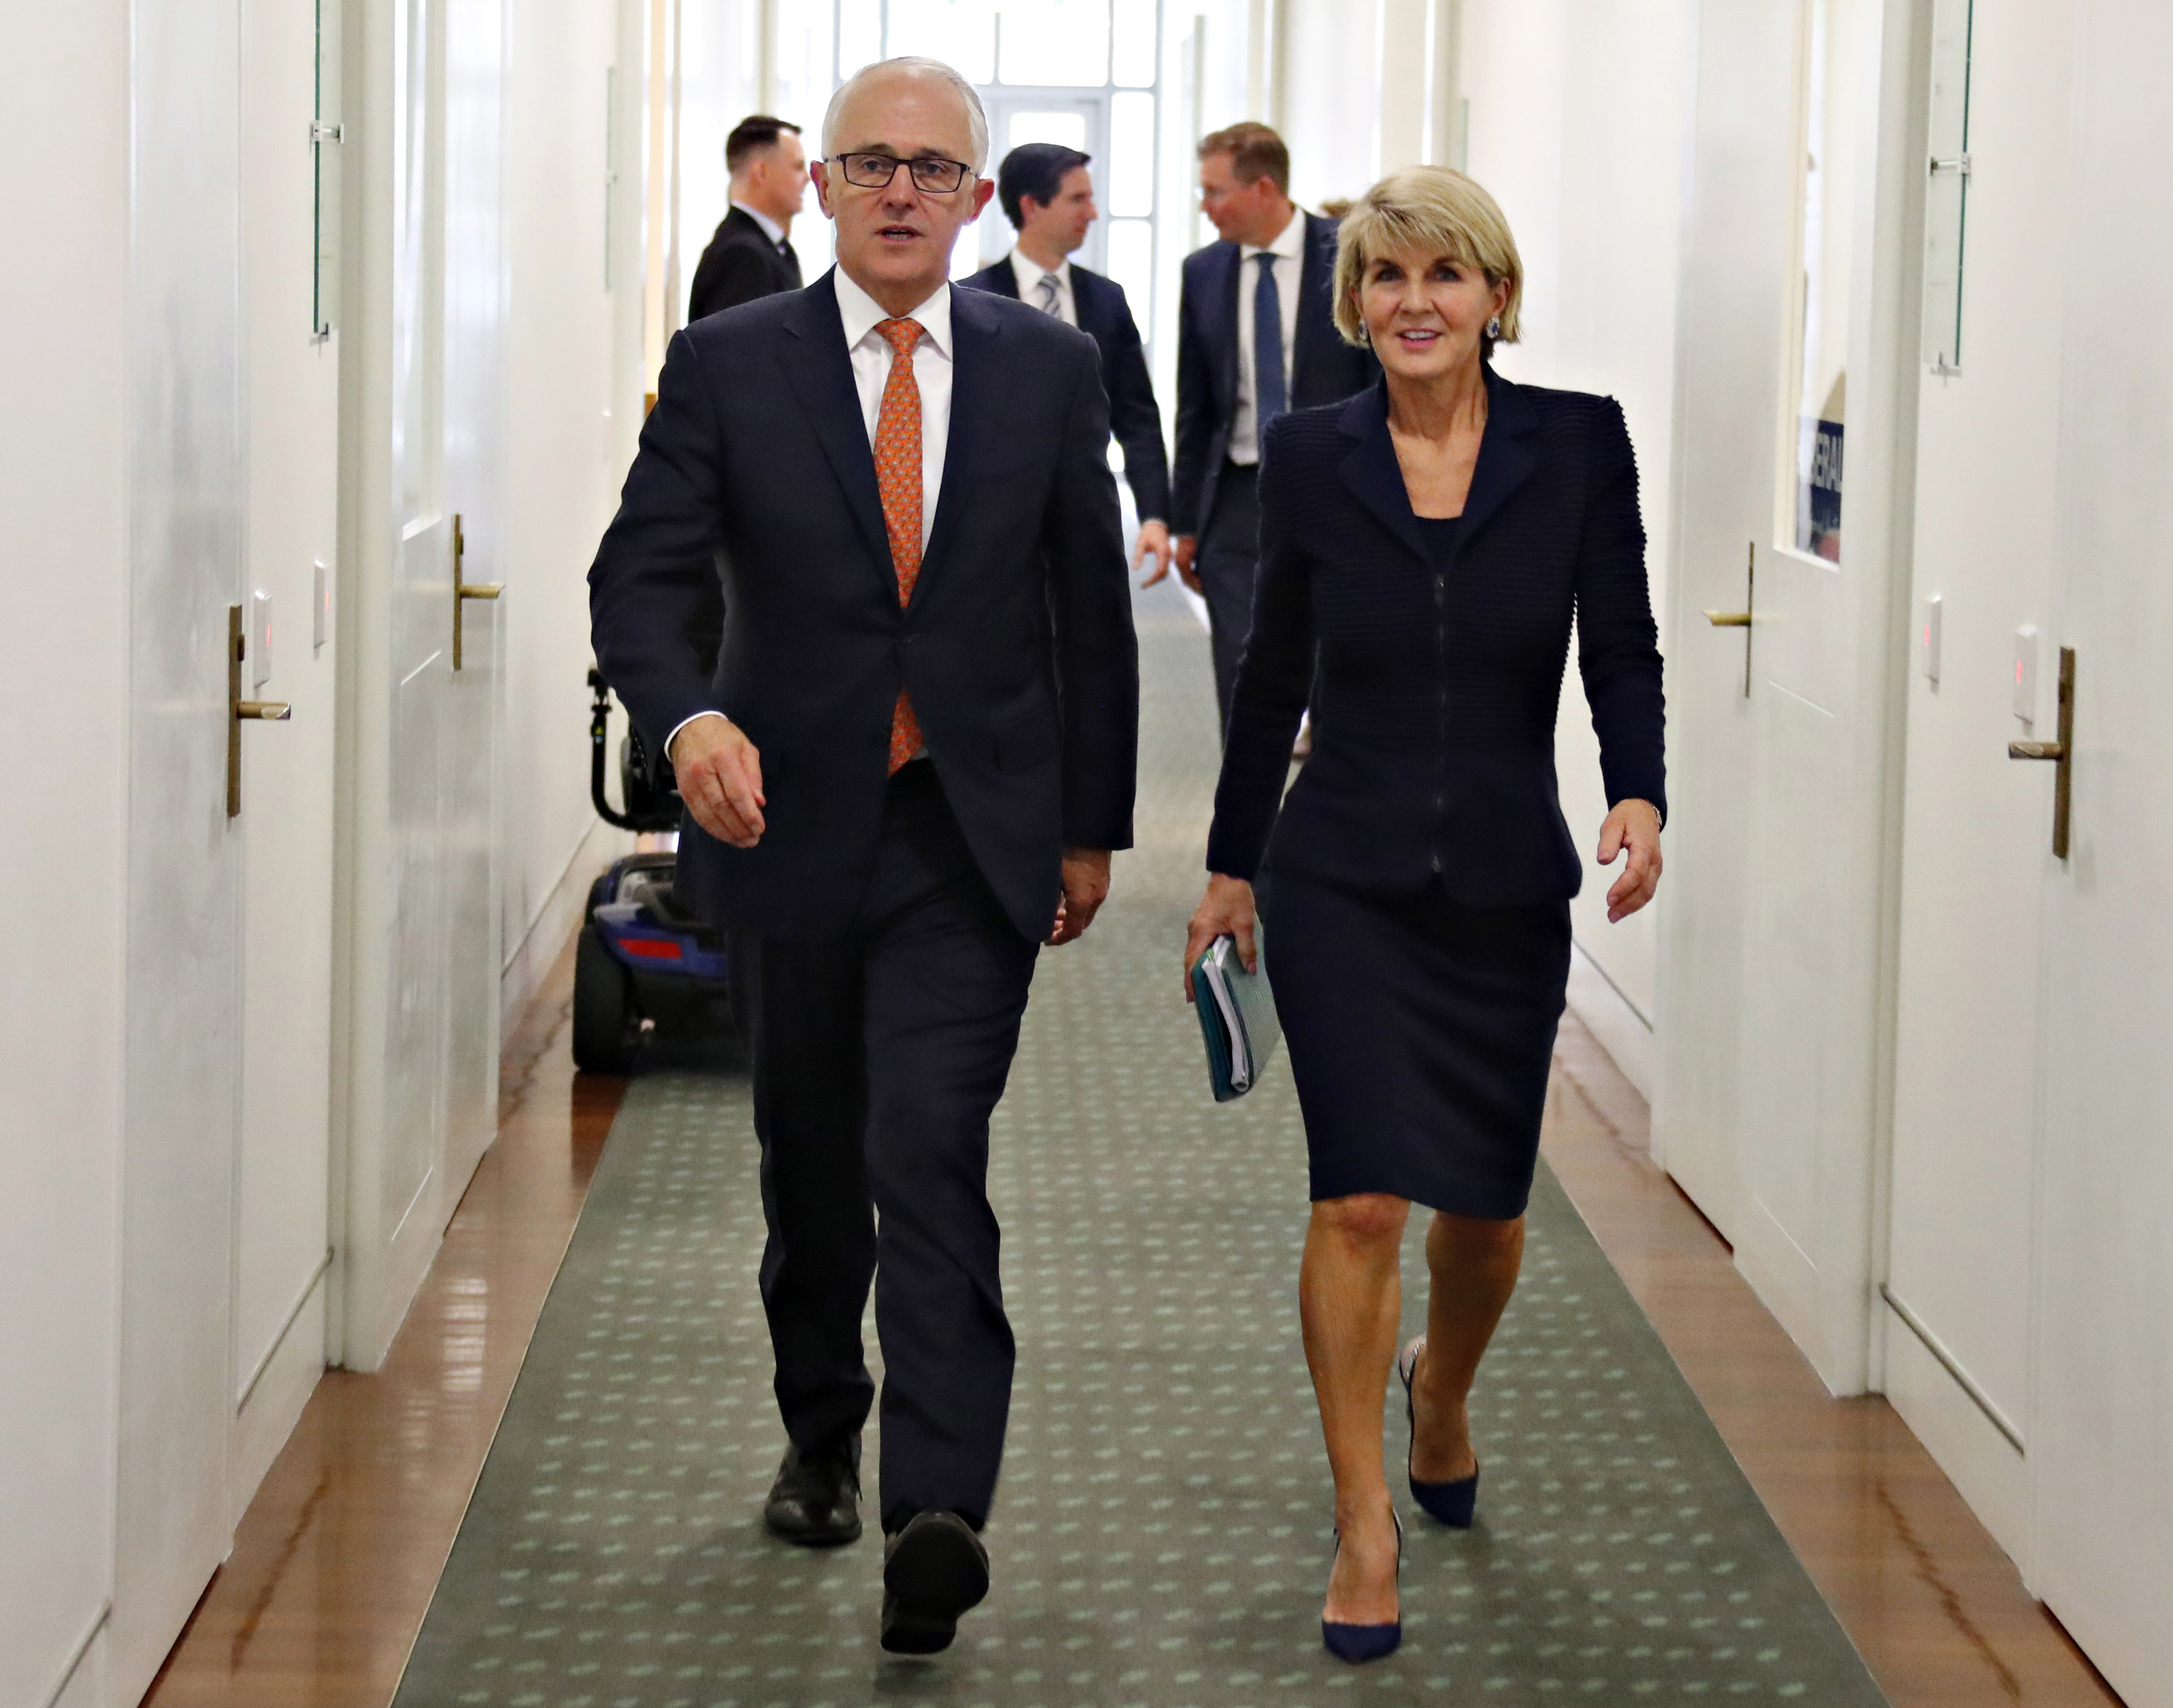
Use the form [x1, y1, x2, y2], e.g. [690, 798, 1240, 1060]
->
[821, 57, 991, 176]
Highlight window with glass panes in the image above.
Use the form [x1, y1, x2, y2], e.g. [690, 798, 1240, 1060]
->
[831, 0, 1163, 347]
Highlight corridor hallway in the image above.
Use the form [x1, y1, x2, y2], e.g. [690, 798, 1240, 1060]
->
[145, 588, 2120, 1708]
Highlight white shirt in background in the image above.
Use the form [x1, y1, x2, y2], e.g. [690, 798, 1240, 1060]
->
[1007, 249, 1078, 327]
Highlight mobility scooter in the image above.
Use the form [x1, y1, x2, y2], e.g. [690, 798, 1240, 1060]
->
[573, 669, 735, 1072]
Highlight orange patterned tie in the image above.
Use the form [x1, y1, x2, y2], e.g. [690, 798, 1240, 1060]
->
[874, 317, 925, 774]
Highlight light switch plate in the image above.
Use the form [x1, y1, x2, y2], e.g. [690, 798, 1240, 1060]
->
[1922, 593, 1943, 684]
[2014, 624, 2039, 724]
[251, 589, 273, 690]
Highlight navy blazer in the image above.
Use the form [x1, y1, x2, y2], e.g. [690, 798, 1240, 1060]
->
[962, 256, 1171, 523]
[1171, 212, 1377, 536]
[687, 205, 802, 322]
[1205, 373, 1666, 903]
[589, 272, 1140, 943]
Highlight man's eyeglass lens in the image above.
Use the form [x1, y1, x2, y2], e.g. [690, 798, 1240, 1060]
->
[836, 152, 971, 193]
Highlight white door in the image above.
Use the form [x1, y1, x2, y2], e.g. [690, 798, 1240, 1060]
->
[231, 0, 346, 1508]
[2029, 0, 2173, 1694]
[1657, 0, 1803, 1252]
[1656, 0, 1914, 1392]
[111, 0, 247, 1691]
[339, 0, 505, 1369]
[1881, 0, 2071, 1571]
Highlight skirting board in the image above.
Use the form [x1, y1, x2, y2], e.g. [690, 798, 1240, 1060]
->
[501, 815, 632, 1040]
[1566, 938, 1656, 1102]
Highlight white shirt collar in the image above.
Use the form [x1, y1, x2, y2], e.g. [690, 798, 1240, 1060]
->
[834, 267, 954, 359]
[1241, 207, 1307, 262]
[1008, 249, 1072, 298]
[733, 201, 787, 246]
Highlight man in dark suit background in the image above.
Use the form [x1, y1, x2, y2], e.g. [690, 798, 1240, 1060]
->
[1172, 121, 1375, 728]
[962, 143, 1174, 583]
[687, 114, 807, 322]
[589, 56, 1137, 1655]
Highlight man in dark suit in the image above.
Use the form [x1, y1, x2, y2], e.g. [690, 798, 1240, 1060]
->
[687, 114, 807, 322]
[1172, 121, 1375, 728]
[589, 56, 1138, 1655]
[962, 142, 1174, 582]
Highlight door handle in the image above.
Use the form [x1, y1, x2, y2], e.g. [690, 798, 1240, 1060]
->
[1706, 542, 1754, 696]
[2007, 645, 2074, 858]
[228, 604, 292, 817]
[452, 512, 503, 671]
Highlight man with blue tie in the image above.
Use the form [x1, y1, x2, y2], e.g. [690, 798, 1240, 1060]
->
[1172, 122, 1375, 729]
[589, 56, 1137, 1655]
[962, 143, 1174, 583]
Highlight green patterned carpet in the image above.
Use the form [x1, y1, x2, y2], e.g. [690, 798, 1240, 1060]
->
[393, 587, 1889, 1706]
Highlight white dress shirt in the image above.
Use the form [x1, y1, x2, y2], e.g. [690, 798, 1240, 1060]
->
[834, 266, 953, 551]
[1228, 207, 1306, 466]
[667, 269, 955, 760]
[1007, 249, 1078, 327]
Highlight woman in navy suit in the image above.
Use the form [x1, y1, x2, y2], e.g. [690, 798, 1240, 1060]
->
[1184, 166, 1666, 1662]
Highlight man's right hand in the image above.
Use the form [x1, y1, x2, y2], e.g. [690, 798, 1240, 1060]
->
[1172, 533, 1203, 595]
[669, 713, 767, 848]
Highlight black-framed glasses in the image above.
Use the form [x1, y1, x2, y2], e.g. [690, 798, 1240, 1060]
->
[830, 151, 974, 194]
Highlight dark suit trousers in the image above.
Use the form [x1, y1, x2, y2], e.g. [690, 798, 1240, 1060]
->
[1198, 460, 1263, 733]
[729, 761, 1039, 1533]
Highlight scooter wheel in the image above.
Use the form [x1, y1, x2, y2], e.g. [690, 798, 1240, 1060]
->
[572, 925, 638, 1073]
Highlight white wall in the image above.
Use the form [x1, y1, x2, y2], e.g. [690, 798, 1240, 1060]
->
[1458, 0, 1694, 1036]
[0, 10, 128, 1705]
[498, 0, 641, 1030]
[1281, 0, 1380, 205]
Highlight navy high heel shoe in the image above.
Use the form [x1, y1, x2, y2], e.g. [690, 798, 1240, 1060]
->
[1321, 1511, 1403, 1663]
[1400, 1336, 1480, 1528]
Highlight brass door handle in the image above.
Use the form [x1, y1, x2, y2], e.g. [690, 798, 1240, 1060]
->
[228, 605, 291, 816]
[1709, 543, 1756, 696]
[452, 511, 504, 670]
[2006, 645, 2075, 858]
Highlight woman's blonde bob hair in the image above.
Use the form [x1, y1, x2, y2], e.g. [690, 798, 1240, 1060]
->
[1331, 166, 1524, 353]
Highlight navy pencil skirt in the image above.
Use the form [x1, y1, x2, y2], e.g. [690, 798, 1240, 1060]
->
[1263, 871, 1572, 1221]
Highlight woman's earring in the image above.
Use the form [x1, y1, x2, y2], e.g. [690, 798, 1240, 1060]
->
[1485, 315, 1502, 341]
[1358, 324, 1372, 346]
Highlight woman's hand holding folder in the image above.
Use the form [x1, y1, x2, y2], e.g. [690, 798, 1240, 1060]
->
[1183, 874, 1260, 1000]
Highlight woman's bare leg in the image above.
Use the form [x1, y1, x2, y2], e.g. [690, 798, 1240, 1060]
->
[1300, 1192, 1410, 1625]
[1409, 1210, 1525, 1483]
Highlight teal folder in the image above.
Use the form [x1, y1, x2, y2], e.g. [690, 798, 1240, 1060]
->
[1191, 930, 1282, 1102]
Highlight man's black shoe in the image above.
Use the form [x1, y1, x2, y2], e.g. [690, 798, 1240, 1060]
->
[763, 1438, 863, 1547]
[879, 1511, 990, 1654]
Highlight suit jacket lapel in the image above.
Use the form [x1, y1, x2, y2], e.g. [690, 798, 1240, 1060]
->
[1335, 368, 1540, 563]
[777, 272, 894, 584]
[1337, 384, 1427, 566]
[917, 285, 1003, 598]
[1456, 368, 1538, 546]
[1294, 214, 1337, 387]
[975, 259, 1022, 300]
[1211, 242, 1241, 428]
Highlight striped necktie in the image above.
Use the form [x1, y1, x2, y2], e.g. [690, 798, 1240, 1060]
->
[1035, 274, 1063, 318]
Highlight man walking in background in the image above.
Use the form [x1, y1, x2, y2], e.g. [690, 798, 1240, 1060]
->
[590, 57, 1138, 1656]
[1172, 121, 1374, 729]
[687, 114, 807, 322]
[963, 142, 1174, 584]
